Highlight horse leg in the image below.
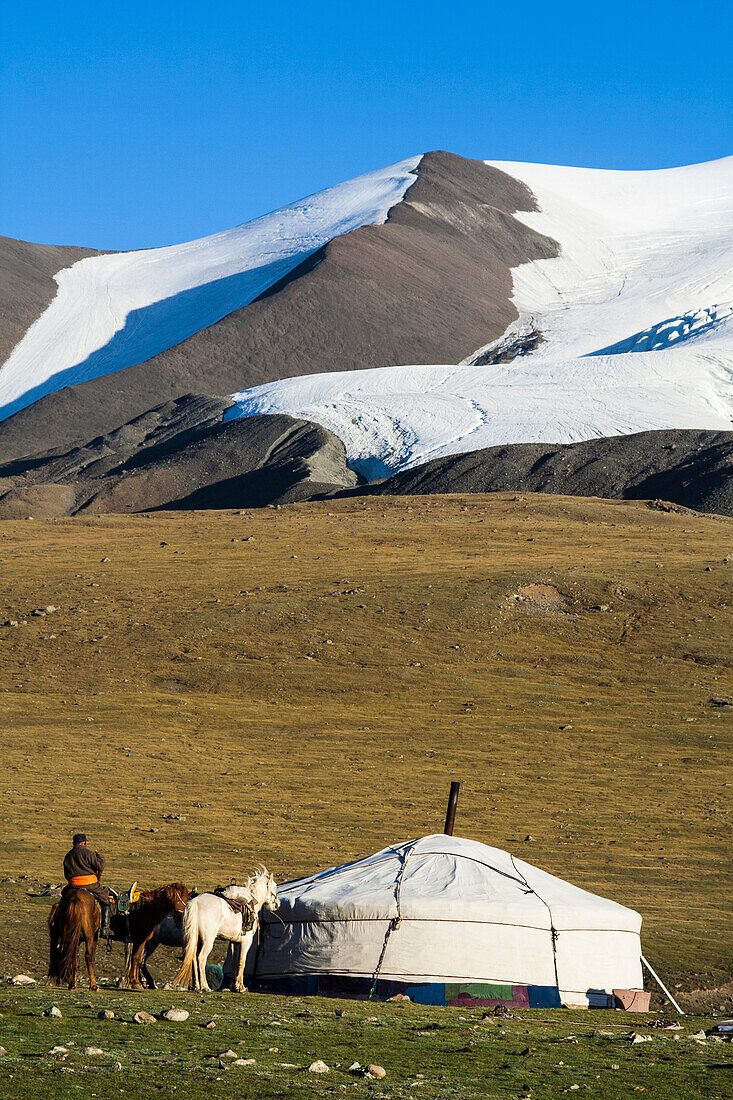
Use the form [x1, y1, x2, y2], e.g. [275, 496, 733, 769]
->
[48, 908, 61, 985]
[119, 942, 133, 990]
[140, 943, 156, 990]
[195, 933, 213, 992]
[229, 941, 241, 992]
[234, 933, 253, 993]
[129, 930, 156, 989]
[129, 946, 142, 988]
[48, 959, 60, 985]
[139, 931, 159, 990]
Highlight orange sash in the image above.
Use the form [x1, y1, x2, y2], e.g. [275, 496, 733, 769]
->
[70, 874, 98, 886]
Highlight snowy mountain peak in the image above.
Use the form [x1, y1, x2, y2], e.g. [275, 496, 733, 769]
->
[0, 156, 421, 423]
[228, 155, 733, 475]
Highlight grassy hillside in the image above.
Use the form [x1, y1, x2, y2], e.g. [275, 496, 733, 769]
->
[0, 494, 730, 1007]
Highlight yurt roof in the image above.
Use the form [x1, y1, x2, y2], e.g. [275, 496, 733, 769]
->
[268, 834, 641, 933]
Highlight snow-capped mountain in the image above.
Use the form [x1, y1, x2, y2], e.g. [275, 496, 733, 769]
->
[0, 150, 731, 482]
[0, 151, 555, 461]
[228, 156, 733, 476]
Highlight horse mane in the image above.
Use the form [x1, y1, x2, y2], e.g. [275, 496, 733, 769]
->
[128, 882, 189, 940]
[219, 867, 274, 904]
[137, 881, 188, 906]
[248, 865, 271, 888]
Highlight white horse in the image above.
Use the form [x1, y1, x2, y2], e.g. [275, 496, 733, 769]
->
[175, 868, 279, 992]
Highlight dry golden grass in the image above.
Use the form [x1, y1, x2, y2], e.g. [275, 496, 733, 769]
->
[0, 494, 731, 1003]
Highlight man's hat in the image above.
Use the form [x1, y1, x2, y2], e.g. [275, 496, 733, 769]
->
[72, 833, 87, 845]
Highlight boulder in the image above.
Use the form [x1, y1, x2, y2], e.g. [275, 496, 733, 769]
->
[161, 1008, 189, 1022]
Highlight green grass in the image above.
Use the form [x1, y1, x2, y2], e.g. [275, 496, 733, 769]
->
[1, 986, 731, 1099]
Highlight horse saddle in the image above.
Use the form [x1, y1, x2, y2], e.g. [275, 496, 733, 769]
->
[213, 889, 256, 932]
[116, 882, 141, 916]
[70, 882, 117, 911]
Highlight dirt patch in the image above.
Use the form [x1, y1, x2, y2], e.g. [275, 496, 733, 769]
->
[678, 979, 733, 1014]
[511, 583, 569, 613]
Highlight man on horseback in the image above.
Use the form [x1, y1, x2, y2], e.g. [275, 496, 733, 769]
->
[62, 833, 114, 936]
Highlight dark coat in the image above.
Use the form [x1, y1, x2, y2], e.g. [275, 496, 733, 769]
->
[61, 843, 110, 905]
[63, 843, 105, 882]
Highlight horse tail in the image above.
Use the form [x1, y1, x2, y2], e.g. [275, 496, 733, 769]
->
[58, 895, 84, 986]
[175, 901, 198, 990]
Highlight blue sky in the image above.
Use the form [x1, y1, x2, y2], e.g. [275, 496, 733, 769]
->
[2, 1, 732, 250]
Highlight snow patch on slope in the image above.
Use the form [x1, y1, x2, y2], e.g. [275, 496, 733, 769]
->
[0, 157, 421, 422]
[228, 348, 732, 478]
[230, 156, 733, 475]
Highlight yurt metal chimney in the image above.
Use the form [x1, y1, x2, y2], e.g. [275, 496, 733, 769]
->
[443, 781, 460, 835]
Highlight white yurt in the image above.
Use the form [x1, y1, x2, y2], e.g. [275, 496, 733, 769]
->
[249, 834, 645, 1008]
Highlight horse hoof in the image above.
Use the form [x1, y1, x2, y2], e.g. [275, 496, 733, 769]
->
[90, 984, 99, 992]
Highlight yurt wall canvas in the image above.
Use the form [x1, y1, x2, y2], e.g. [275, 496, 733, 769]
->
[249, 835, 644, 1009]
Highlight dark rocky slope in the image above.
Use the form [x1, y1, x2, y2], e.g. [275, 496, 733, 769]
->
[0, 396, 359, 517]
[343, 430, 733, 517]
[2, 414, 731, 518]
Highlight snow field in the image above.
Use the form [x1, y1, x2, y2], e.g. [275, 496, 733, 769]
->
[228, 347, 732, 479]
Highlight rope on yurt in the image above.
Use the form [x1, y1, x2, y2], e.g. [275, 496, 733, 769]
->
[368, 840, 415, 998]
[509, 854, 561, 992]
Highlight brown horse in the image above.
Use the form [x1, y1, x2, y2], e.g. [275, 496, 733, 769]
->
[120, 882, 190, 988]
[48, 889, 102, 990]
[48, 882, 190, 991]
